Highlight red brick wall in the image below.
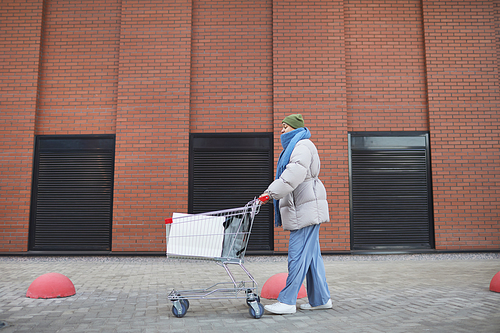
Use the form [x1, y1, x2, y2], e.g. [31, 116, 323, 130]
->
[36, 0, 120, 135]
[112, 0, 192, 251]
[0, 0, 43, 251]
[273, 0, 350, 252]
[423, 0, 500, 250]
[345, 0, 428, 131]
[1, 0, 499, 253]
[190, 0, 273, 133]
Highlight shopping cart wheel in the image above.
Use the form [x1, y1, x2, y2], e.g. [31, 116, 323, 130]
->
[248, 301, 264, 319]
[246, 290, 260, 306]
[172, 300, 188, 318]
[246, 295, 261, 306]
[180, 298, 190, 311]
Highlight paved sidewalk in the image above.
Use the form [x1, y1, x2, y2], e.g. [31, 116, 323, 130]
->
[1, 253, 499, 333]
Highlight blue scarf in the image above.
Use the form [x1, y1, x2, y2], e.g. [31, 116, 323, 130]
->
[274, 127, 311, 227]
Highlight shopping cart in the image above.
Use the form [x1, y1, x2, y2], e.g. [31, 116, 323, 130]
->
[165, 196, 269, 319]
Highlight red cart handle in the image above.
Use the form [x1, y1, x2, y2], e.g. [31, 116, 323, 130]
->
[258, 194, 270, 203]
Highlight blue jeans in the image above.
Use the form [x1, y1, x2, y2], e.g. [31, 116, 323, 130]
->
[277, 223, 331, 306]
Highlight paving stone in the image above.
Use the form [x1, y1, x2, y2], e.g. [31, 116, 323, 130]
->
[0, 254, 499, 332]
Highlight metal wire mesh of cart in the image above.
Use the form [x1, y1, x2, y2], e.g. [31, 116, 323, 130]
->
[164, 197, 267, 318]
[165, 198, 263, 262]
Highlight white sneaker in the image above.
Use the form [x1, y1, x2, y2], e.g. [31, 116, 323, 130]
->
[300, 299, 332, 310]
[264, 302, 296, 314]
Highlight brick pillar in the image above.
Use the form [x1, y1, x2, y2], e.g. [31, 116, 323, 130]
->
[0, 0, 43, 252]
[113, 0, 192, 252]
[35, 0, 120, 135]
[190, 0, 273, 133]
[273, 1, 350, 252]
[344, 0, 428, 132]
[423, 0, 500, 250]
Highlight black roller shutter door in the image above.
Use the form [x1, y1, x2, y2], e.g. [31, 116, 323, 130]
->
[190, 133, 274, 253]
[29, 135, 115, 251]
[349, 133, 434, 251]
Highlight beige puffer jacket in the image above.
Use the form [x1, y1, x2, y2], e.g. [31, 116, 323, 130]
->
[265, 139, 329, 231]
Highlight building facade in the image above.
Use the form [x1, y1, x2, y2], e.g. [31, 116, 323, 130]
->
[1, 0, 499, 254]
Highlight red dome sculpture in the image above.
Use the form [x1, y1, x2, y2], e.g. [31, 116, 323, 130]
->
[489, 271, 500, 292]
[26, 273, 76, 299]
[261, 272, 307, 299]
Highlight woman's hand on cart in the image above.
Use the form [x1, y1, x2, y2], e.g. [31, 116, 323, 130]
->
[258, 193, 270, 204]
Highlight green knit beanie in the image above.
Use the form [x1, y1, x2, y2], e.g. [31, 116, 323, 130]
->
[282, 114, 305, 129]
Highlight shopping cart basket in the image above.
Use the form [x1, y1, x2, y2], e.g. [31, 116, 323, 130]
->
[165, 196, 269, 319]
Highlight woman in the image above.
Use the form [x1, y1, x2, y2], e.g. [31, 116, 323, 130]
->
[259, 114, 332, 315]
